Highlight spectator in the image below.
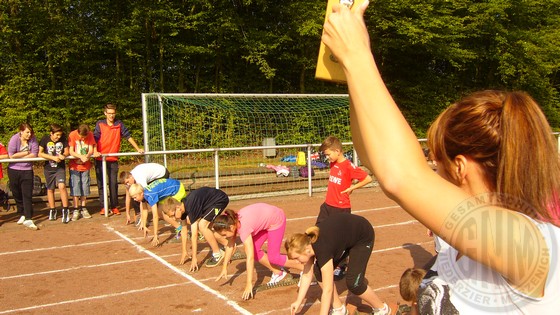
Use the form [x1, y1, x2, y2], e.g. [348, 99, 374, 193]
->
[94, 103, 143, 216]
[8, 123, 39, 230]
[38, 124, 70, 223]
[68, 124, 96, 221]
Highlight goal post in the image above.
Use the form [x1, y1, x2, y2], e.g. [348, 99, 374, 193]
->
[141, 93, 361, 198]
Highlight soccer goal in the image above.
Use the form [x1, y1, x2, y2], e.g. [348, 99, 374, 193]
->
[141, 93, 362, 198]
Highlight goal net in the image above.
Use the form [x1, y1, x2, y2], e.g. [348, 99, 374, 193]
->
[141, 93, 361, 198]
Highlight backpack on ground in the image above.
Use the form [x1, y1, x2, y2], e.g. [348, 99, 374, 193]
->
[0, 188, 10, 211]
[296, 151, 306, 166]
[299, 166, 315, 178]
[33, 175, 47, 196]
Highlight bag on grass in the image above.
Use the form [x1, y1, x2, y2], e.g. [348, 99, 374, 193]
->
[296, 151, 306, 166]
[32, 175, 47, 196]
[299, 166, 315, 178]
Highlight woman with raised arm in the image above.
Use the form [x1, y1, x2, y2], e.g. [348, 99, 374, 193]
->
[320, 1, 560, 314]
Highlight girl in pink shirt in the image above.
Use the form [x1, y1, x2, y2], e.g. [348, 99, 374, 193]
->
[213, 203, 302, 300]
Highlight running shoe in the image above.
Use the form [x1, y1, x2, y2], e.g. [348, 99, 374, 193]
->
[23, 219, 38, 230]
[17, 215, 25, 224]
[111, 207, 121, 215]
[371, 303, 391, 315]
[71, 209, 81, 221]
[267, 269, 287, 285]
[205, 249, 225, 268]
[81, 208, 92, 219]
[49, 209, 57, 221]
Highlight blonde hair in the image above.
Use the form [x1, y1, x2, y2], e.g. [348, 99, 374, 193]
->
[128, 184, 143, 197]
[284, 226, 320, 259]
[427, 90, 560, 224]
[399, 268, 427, 302]
[160, 197, 181, 216]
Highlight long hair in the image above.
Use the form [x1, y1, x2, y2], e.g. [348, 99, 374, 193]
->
[427, 90, 560, 225]
[284, 226, 320, 259]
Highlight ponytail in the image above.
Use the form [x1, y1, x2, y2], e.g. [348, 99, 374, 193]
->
[284, 226, 320, 259]
[212, 209, 238, 233]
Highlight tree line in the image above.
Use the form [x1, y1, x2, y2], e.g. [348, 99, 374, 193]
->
[1, 0, 559, 146]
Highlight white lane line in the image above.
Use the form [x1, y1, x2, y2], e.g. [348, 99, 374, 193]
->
[0, 239, 124, 256]
[287, 205, 402, 222]
[0, 283, 185, 314]
[106, 225, 253, 315]
[254, 285, 399, 315]
[373, 241, 434, 254]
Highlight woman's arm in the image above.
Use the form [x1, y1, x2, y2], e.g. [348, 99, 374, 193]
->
[322, 3, 550, 297]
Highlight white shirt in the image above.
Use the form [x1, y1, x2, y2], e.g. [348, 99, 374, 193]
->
[436, 219, 560, 314]
[130, 163, 168, 188]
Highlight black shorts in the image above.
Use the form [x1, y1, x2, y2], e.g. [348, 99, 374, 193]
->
[316, 202, 351, 225]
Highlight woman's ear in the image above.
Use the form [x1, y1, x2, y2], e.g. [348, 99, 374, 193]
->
[453, 155, 468, 185]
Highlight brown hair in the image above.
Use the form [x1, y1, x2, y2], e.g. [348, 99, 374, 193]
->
[284, 226, 320, 259]
[19, 122, 34, 136]
[319, 136, 342, 152]
[427, 90, 560, 224]
[50, 123, 64, 134]
[399, 268, 427, 302]
[77, 124, 90, 137]
[119, 171, 132, 184]
[212, 209, 238, 235]
[104, 103, 117, 111]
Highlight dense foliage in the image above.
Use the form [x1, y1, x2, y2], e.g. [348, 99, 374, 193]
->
[1, 0, 559, 145]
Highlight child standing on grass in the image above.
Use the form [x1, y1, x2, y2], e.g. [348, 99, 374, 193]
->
[38, 124, 70, 223]
[286, 212, 391, 315]
[161, 187, 230, 271]
[318, 135, 372, 278]
[68, 124, 96, 221]
[212, 203, 303, 300]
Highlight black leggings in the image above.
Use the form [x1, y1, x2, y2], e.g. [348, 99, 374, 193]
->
[8, 168, 34, 219]
[314, 231, 375, 296]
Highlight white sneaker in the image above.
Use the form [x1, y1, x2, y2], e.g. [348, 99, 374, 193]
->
[81, 208, 92, 219]
[372, 303, 391, 315]
[330, 305, 348, 315]
[268, 269, 287, 285]
[71, 209, 81, 221]
[17, 216, 25, 224]
[23, 220, 38, 230]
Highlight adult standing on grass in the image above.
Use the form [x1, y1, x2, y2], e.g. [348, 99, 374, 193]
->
[322, 2, 559, 313]
[38, 124, 70, 223]
[94, 103, 144, 216]
[8, 122, 39, 230]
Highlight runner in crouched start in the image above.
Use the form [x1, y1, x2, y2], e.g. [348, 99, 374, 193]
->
[285, 212, 390, 315]
[212, 203, 303, 300]
[161, 187, 230, 271]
